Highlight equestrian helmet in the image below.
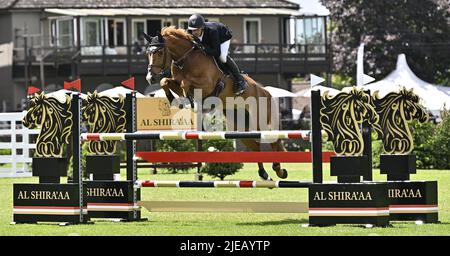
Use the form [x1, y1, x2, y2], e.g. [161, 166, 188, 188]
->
[188, 14, 205, 30]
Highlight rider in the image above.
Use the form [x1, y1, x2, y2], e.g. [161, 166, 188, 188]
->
[187, 14, 248, 96]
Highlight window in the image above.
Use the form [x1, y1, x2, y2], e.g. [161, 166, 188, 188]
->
[107, 18, 126, 47]
[243, 18, 261, 53]
[82, 18, 102, 46]
[132, 19, 146, 42]
[244, 18, 261, 44]
[147, 19, 162, 37]
[295, 17, 326, 53]
[49, 17, 74, 47]
[178, 19, 189, 30]
[205, 18, 220, 23]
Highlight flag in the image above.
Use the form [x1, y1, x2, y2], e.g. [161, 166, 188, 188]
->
[310, 74, 325, 87]
[356, 43, 364, 87]
[27, 86, 41, 95]
[121, 77, 135, 90]
[64, 79, 81, 91]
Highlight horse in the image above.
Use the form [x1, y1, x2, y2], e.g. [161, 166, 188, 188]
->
[22, 92, 73, 158]
[143, 26, 288, 181]
[373, 87, 428, 154]
[320, 87, 382, 156]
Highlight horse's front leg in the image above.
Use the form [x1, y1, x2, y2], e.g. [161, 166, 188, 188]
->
[160, 78, 183, 104]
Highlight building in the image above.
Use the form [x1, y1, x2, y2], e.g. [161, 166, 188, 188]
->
[0, 0, 331, 111]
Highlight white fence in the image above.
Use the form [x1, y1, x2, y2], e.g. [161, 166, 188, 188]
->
[0, 111, 40, 178]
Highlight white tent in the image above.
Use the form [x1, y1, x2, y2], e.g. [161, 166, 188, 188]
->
[99, 86, 145, 98]
[364, 54, 450, 111]
[264, 86, 298, 98]
[46, 89, 87, 102]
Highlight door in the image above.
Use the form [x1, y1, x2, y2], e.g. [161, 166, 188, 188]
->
[244, 18, 261, 53]
[147, 20, 162, 36]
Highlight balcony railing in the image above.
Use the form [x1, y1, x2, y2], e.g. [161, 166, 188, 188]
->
[13, 43, 331, 76]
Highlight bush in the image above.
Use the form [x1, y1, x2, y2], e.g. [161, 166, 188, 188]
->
[68, 143, 89, 180]
[429, 109, 450, 169]
[155, 140, 197, 173]
[371, 139, 384, 168]
[411, 120, 436, 169]
[200, 140, 243, 180]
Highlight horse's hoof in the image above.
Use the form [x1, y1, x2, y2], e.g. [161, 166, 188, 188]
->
[258, 169, 271, 181]
[275, 169, 288, 179]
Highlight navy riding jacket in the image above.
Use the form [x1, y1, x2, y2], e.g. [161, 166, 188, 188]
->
[195, 22, 233, 58]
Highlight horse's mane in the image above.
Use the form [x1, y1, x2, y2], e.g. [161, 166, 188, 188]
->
[161, 26, 194, 42]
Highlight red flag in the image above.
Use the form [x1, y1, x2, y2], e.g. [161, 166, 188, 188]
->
[27, 86, 41, 95]
[64, 79, 81, 91]
[121, 77, 135, 90]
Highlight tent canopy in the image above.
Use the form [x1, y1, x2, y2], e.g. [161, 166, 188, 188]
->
[364, 54, 450, 111]
[264, 86, 298, 98]
[99, 86, 145, 98]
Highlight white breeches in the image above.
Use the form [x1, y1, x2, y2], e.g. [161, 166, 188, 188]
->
[219, 40, 231, 63]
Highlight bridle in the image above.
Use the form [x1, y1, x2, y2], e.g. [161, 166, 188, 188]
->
[147, 36, 200, 77]
[147, 43, 171, 80]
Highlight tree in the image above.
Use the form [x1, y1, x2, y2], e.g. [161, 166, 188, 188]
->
[322, 0, 450, 84]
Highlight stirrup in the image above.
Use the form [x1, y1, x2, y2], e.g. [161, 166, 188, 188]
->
[234, 81, 248, 96]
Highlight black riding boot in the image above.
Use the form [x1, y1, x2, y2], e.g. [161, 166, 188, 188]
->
[225, 56, 248, 96]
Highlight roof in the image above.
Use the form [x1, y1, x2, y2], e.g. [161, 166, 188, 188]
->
[2, 0, 299, 10]
[0, 0, 16, 9]
[44, 7, 301, 16]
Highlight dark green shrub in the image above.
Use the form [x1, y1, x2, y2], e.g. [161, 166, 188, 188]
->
[200, 140, 243, 180]
[411, 120, 436, 169]
[155, 140, 196, 173]
[430, 109, 450, 169]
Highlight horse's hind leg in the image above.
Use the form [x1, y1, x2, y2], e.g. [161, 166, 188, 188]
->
[271, 139, 288, 179]
[240, 139, 272, 181]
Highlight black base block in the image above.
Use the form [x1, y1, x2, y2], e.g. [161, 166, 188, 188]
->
[86, 155, 120, 181]
[330, 156, 369, 183]
[13, 183, 87, 224]
[32, 157, 68, 183]
[84, 181, 142, 221]
[388, 181, 438, 223]
[309, 183, 389, 227]
[380, 154, 416, 181]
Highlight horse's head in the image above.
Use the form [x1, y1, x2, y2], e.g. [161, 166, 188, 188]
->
[143, 32, 172, 85]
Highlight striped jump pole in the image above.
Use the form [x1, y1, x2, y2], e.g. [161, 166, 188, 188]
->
[135, 180, 312, 189]
[81, 130, 316, 141]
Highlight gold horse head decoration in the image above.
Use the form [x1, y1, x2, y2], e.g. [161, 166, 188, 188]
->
[320, 87, 381, 156]
[22, 92, 72, 157]
[373, 87, 428, 154]
[83, 91, 126, 155]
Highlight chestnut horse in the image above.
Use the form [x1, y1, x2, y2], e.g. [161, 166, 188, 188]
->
[144, 26, 288, 180]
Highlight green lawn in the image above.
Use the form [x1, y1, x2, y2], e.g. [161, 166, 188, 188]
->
[0, 163, 449, 236]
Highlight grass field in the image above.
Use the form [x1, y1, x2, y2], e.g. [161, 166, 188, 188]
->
[0, 163, 449, 236]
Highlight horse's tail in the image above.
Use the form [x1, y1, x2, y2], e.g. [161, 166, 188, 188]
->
[254, 81, 277, 131]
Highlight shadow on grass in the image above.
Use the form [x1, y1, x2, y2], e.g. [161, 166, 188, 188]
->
[237, 218, 309, 226]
